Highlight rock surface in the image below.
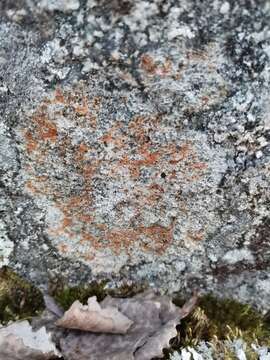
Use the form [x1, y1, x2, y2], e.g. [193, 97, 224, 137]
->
[0, 0, 270, 308]
[0, 320, 61, 360]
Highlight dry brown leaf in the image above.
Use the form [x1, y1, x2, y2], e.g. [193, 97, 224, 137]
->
[56, 295, 133, 334]
[59, 291, 197, 360]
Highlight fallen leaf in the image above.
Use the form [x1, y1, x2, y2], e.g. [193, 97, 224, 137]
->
[56, 295, 133, 334]
[59, 291, 197, 360]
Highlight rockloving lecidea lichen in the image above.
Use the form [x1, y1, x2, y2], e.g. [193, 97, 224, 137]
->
[18, 84, 228, 276]
[0, 0, 270, 310]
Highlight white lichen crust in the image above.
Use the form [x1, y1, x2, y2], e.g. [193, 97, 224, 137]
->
[0, 0, 270, 309]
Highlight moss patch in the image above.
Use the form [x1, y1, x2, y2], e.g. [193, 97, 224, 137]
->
[51, 280, 109, 310]
[164, 294, 270, 359]
[2, 269, 266, 360]
[174, 294, 270, 347]
[0, 266, 45, 324]
[50, 279, 146, 310]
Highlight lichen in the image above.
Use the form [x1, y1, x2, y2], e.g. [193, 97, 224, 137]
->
[20, 85, 226, 276]
[0, 267, 45, 324]
[0, 221, 13, 268]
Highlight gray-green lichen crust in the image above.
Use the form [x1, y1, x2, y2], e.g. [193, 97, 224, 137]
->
[0, 0, 270, 309]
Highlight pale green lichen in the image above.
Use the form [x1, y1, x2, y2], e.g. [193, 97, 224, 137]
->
[0, 221, 14, 268]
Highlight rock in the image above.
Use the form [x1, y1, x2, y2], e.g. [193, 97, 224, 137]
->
[0, 0, 270, 309]
[39, 0, 80, 12]
[0, 320, 61, 360]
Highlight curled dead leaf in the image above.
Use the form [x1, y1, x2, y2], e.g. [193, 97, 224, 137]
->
[59, 291, 197, 360]
[56, 295, 133, 334]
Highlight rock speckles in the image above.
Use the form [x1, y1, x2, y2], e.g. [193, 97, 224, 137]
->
[39, 0, 80, 13]
[0, 0, 270, 308]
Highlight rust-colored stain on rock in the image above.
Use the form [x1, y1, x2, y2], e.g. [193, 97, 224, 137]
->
[140, 54, 172, 76]
[21, 85, 209, 264]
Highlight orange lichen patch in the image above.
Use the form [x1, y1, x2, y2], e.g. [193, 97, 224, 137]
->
[74, 98, 89, 116]
[24, 113, 57, 157]
[146, 193, 164, 204]
[78, 143, 89, 154]
[57, 243, 70, 254]
[21, 85, 211, 261]
[25, 180, 39, 194]
[47, 87, 98, 128]
[140, 54, 173, 77]
[25, 176, 56, 197]
[54, 88, 66, 104]
[149, 183, 164, 193]
[100, 121, 126, 148]
[62, 217, 73, 228]
[77, 214, 93, 223]
[25, 131, 38, 153]
[169, 143, 192, 164]
[139, 222, 175, 253]
[105, 228, 137, 254]
[42, 126, 58, 141]
[119, 149, 161, 178]
[189, 162, 208, 170]
[82, 163, 99, 179]
[117, 141, 205, 181]
[186, 230, 205, 243]
[104, 221, 175, 255]
[200, 95, 210, 105]
[79, 232, 97, 245]
[140, 54, 157, 74]
[60, 195, 92, 217]
[74, 143, 89, 162]
[31, 112, 58, 142]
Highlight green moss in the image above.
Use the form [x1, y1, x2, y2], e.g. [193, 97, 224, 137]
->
[108, 282, 147, 298]
[51, 279, 145, 310]
[51, 280, 109, 310]
[0, 266, 45, 324]
[169, 294, 270, 359]
[52, 286, 270, 359]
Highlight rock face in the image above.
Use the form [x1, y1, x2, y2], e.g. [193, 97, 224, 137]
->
[0, 0, 270, 308]
[0, 320, 60, 360]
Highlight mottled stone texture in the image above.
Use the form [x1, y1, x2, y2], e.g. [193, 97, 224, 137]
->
[0, 0, 270, 308]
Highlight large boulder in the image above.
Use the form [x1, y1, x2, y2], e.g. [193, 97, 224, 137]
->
[0, 0, 270, 309]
